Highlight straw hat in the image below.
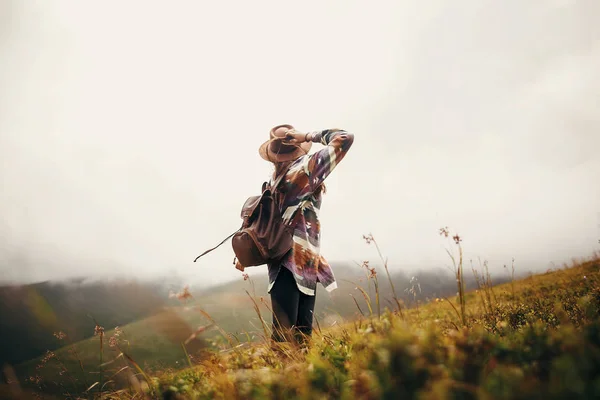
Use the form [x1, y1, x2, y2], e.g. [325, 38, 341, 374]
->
[258, 124, 312, 163]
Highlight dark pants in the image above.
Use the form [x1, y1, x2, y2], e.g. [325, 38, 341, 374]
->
[269, 266, 316, 344]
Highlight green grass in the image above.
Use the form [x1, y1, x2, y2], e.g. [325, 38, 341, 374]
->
[11, 246, 600, 399]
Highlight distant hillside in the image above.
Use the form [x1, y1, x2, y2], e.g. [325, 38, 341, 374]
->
[0, 278, 174, 366]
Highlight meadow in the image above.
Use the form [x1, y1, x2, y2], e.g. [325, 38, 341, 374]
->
[4, 231, 600, 399]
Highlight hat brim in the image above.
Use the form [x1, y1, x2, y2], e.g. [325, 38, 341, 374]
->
[258, 139, 312, 163]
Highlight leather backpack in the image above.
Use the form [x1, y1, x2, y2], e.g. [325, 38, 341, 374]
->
[193, 167, 293, 268]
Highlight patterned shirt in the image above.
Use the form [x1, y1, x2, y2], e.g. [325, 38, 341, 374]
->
[267, 129, 354, 296]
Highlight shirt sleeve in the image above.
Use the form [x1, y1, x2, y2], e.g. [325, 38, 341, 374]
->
[298, 129, 354, 193]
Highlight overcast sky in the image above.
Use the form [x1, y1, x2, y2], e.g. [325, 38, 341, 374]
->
[1, 0, 599, 286]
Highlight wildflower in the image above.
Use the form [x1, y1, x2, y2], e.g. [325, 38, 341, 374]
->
[368, 267, 377, 278]
[53, 331, 67, 340]
[177, 286, 193, 301]
[453, 234, 462, 244]
[40, 351, 56, 365]
[362, 234, 374, 244]
[108, 326, 122, 347]
[242, 273, 250, 281]
[439, 227, 449, 238]
[170, 285, 194, 302]
[94, 324, 105, 336]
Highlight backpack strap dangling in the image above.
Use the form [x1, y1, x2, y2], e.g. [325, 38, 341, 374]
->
[193, 228, 240, 262]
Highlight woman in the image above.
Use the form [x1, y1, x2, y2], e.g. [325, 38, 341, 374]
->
[255, 124, 354, 345]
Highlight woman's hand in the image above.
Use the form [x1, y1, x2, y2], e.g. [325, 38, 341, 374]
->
[284, 129, 310, 144]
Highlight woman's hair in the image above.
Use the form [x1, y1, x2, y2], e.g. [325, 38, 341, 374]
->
[274, 161, 326, 195]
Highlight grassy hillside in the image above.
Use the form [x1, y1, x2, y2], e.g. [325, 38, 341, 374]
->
[154, 253, 600, 400]
[8, 244, 600, 399]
